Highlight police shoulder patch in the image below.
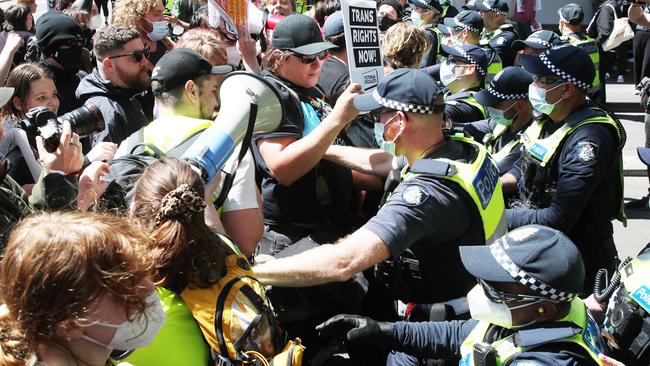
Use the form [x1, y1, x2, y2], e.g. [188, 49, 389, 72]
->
[401, 185, 429, 206]
[576, 141, 599, 164]
[495, 37, 506, 46]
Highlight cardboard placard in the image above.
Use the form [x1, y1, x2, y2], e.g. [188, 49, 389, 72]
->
[342, 0, 384, 92]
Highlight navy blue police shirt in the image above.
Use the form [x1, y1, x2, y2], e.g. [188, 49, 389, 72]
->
[461, 118, 528, 175]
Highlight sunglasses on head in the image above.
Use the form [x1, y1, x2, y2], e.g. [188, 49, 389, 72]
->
[107, 46, 150, 62]
[291, 50, 329, 64]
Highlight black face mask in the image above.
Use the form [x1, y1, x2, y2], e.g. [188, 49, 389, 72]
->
[53, 46, 82, 74]
[378, 15, 398, 31]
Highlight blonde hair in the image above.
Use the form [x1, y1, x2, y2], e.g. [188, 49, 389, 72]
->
[0, 212, 151, 364]
[111, 0, 160, 27]
[176, 28, 227, 66]
[381, 22, 430, 69]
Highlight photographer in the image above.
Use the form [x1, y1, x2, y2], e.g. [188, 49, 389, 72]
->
[0, 63, 116, 188]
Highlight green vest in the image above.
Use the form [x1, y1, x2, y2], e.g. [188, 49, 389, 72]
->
[399, 135, 507, 243]
[567, 34, 601, 90]
[116, 287, 211, 366]
[482, 47, 503, 88]
[484, 124, 520, 164]
[459, 298, 605, 366]
[142, 115, 212, 153]
[447, 91, 490, 121]
[479, 24, 514, 46]
[519, 112, 626, 224]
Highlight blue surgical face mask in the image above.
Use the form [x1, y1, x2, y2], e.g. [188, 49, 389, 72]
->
[440, 61, 457, 87]
[146, 20, 169, 41]
[528, 82, 566, 115]
[411, 11, 423, 26]
[487, 102, 519, 127]
[374, 113, 401, 156]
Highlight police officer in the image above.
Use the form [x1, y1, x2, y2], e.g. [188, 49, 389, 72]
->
[438, 0, 459, 20]
[440, 43, 490, 123]
[512, 29, 564, 66]
[254, 68, 506, 314]
[438, 10, 502, 85]
[316, 225, 607, 366]
[461, 67, 535, 176]
[558, 3, 602, 103]
[410, 0, 444, 67]
[476, 0, 519, 67]
[502, 44, 625, 292]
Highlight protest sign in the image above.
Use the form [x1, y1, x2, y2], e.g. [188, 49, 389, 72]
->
[342, 0, 384, 92]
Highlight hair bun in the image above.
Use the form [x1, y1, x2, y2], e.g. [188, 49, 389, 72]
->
[155, 184, 205, 226]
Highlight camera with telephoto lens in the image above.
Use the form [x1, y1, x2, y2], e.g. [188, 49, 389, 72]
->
[20, 104, 104, 153]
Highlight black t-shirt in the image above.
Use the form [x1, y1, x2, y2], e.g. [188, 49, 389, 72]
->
[362, 139, 485, 302]
[252, 70, 355, 228]
[317, 56, 349, 105]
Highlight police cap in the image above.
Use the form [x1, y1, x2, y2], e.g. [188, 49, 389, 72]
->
[520, 44, 595, 91]
[512, 30, 563, 51]
[475, 67, 533, 107]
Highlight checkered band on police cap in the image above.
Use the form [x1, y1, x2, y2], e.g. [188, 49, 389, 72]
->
[526, 37, 550, 48]
[539, 50, 592, 90]
[412, 0, 439, 12]
[372, 89, 440, 114]
[481, 0, 508, 15]
[486, 86, 527, 100]
[458, 47, 486, 76]
[454, 15, 481, 33]
[489, 237, 579, 302]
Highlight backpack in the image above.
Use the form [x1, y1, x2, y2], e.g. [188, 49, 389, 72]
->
[180, 238, 304, 366]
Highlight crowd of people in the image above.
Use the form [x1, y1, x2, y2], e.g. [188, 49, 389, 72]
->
[0, 0, 649, 365]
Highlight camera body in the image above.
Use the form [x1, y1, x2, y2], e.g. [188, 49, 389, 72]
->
[20, 104, 104, 152]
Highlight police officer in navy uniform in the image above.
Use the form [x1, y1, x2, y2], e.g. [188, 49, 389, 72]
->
[512, 29, 564, 66]
[558, 3, 603, 103]
[316, 225, 606, 366]
[254, 68, 507, 322]
[411, 0, 444, 68]
[502, 44, 626, 293]
[440, 44, 490, 123]
[461, 67, 535, 176]
[476, 0, 519, 67]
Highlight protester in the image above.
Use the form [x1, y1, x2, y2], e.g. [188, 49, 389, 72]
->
[76, 24, 152, 147]
[263, 0, 297, 16]
[382, 21, 430, 72]
[514, 0, 538, 40]
[0, 5, 33, 68]
[35, 11, 88, 116]
[502, 44, 625, 292]
[378, 0, 404, 32]
[0, 211, 163, 365]
[313, 0, 339, 26]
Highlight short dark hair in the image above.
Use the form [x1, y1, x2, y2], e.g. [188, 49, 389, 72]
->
[325, 32, 345, 49]
[93, 24, 140, 58]
[314, 0, 340, 26]
[152, 74, 211, 107]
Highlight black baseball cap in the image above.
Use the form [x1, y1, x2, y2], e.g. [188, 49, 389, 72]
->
[379, 0, 405, 19]
[460, 225, 584, 302]
[475, 0, 509, 15]
[513, 30, 563, 51]
[272, 14, 336, 55]
[151, 48, 234, 93]
[475, 67, 532, 107]
[323, 10, 344, 38]
[558, 3, 584, 25]
[439, 10, 484, 34]
[441, 43, 489, 76]
[520, 44, 594, 90]
[353, 68, 444, 114]
[410, 0, 443, 14]
[462, 0, 479, 11]
[36, 11, 84, 56]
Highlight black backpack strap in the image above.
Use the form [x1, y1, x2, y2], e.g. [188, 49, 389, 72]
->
[213, 104, 258, 208]
[126, 129, 145, 155]
[129, 142, 166, 157]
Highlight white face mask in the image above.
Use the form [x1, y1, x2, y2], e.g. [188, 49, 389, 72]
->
[146, 20, 169, 41]
[89, 15, 103, 30]
[487, 102, 519, 127]
[374, 113, 402, 156]
[411, 11, 423, 26]
[467, 284, 541, 329]
[226, 46, 242, 67]
[82, 291, 167, 350]
[440, 60, 459, 87]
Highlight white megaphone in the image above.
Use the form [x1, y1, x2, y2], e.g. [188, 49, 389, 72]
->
[208, 0, 284, 37]
[182, 72, 284, 182]
[247, 0, 284, 34]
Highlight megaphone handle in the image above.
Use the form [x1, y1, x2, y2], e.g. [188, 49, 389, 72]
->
[213, 103, 258, 208]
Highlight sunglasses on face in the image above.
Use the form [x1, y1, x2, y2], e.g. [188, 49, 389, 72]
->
[291, 50, 329, 64]
[532, 75, 562, 86]
[107, 46, 150, 62]
[478, 279, 555, 304]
